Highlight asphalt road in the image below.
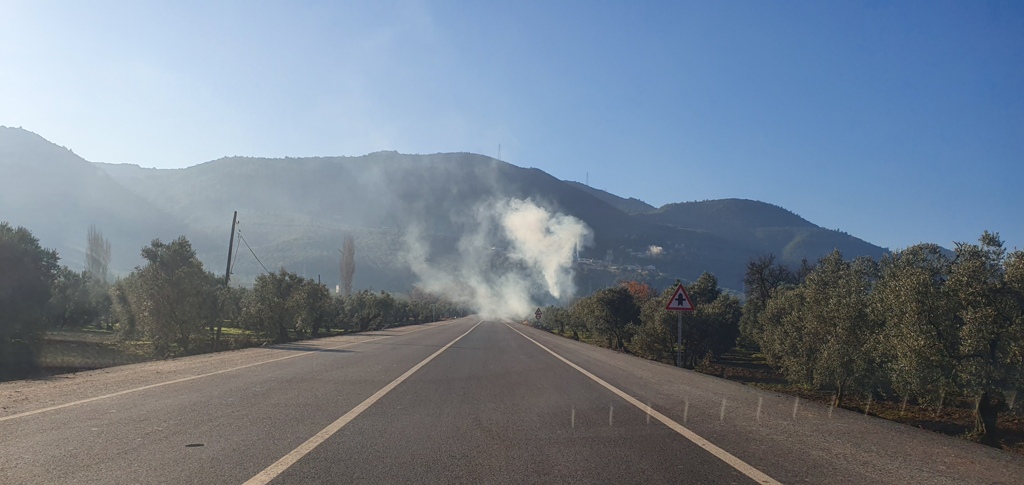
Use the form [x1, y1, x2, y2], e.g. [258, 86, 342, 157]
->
[2, 317, 1022, 484]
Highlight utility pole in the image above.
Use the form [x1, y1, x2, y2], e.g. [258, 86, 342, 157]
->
[224, 211, 238, 286]
[216, 211, 238, 351]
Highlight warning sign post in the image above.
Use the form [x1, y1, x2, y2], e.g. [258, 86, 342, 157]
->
[665, 283, 696, 367]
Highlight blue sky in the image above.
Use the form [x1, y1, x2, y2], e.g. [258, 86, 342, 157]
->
[2, 1, 1021, 251]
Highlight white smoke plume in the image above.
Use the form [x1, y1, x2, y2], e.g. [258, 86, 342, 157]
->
[403, 198, 592, 318]
[646, 245, 664, 257]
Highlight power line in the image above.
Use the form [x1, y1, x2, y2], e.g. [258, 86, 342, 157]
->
[239, 232, 271, 274]
[229, 229, 242, 276]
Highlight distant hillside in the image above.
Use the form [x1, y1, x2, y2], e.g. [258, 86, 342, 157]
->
[95, 152, 659, 289]
[646, 199, 815, 231]
[563, 181, 656, 214]
[0, 127, 192, 273]
[638, 199, 888, 265]
[1, 127, 895, 293]
[98, 153, 645, 238]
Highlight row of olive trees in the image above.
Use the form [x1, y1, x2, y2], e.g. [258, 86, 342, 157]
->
[109, 237, 467, 354]
[535, 272, 741, 368]
[0, 222, 118, 379]
[341, 286, 465, 332]
[237, 271, 467, 343]
[0, 221, 468, 377]
[744, 232, 1024, 443]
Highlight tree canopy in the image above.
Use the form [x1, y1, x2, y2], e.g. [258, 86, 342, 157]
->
[0, 222, 59, 378]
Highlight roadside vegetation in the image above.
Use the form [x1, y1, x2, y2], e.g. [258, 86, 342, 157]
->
[5, 220, 1022, 452]
[0, 222, 467, 382]
[531, 231, 1024, 452]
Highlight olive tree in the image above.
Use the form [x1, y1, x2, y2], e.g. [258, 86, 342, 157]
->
[945, 232, 1024, 442]
[678, 273, 741, 367]
[572, 286, 639, 350]
[873, 244, 957, 404]
[740, 254, 797, 348]
[759, 250, 882, 406]
[241, 269, 306, 342]
[632, 291, 677, 363]
[122, 237, 220, 355]
[0, 222, 59, 378]
[635, 273, 740, 367]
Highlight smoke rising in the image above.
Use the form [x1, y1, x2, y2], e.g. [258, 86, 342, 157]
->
[403, 198, 592, 318]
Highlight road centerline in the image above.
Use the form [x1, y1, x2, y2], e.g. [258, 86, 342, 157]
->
[242, 319, 484, 485]
[502, 322, 782, 485]
[0, 322, 448, 423]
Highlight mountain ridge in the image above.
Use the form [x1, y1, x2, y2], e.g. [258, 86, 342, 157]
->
[0, 127, 195, 271]
[2, 126, 889, 292]
[562, 181, 657, 214]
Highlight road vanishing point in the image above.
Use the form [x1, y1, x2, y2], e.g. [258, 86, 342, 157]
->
[2, 317, 1022, 484]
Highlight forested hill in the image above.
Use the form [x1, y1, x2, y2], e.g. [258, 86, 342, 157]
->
[2, 126, 889, 292]
[637, 199, 887, 264]
[562, 181, 657, 214]
[0, 127, 192, 271]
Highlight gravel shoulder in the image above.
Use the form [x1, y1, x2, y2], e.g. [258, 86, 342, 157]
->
[516, 322, 1024, 485]
[0, 323, 445, 419]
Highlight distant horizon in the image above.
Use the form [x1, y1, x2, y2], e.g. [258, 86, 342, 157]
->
[9, 123, 1020, 254]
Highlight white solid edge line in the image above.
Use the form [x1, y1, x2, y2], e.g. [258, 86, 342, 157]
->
[242, 319, 484, 485]
[503, 322, 782, 485]
[0, 321, 448, 423]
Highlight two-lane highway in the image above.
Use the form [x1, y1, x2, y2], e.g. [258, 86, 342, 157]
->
[259, 319, 760, 484]
[2, 318, 1022, 484]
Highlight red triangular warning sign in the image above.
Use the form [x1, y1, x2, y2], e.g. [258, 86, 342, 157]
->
[665, 284, 696, 311]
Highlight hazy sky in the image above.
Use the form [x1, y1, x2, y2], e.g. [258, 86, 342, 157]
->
[2, 1, 1021, 251]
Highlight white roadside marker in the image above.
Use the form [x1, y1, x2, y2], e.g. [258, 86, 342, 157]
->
[504, 323, 781, 485]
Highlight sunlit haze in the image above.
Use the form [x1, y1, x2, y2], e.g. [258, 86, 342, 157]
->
[1, 1, 1021, 250]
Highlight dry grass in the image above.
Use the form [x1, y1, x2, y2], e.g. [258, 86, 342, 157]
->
[30, 326, 352, 378]
[493, 324, 1024, 455]
[702, 349, 1024, 455]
